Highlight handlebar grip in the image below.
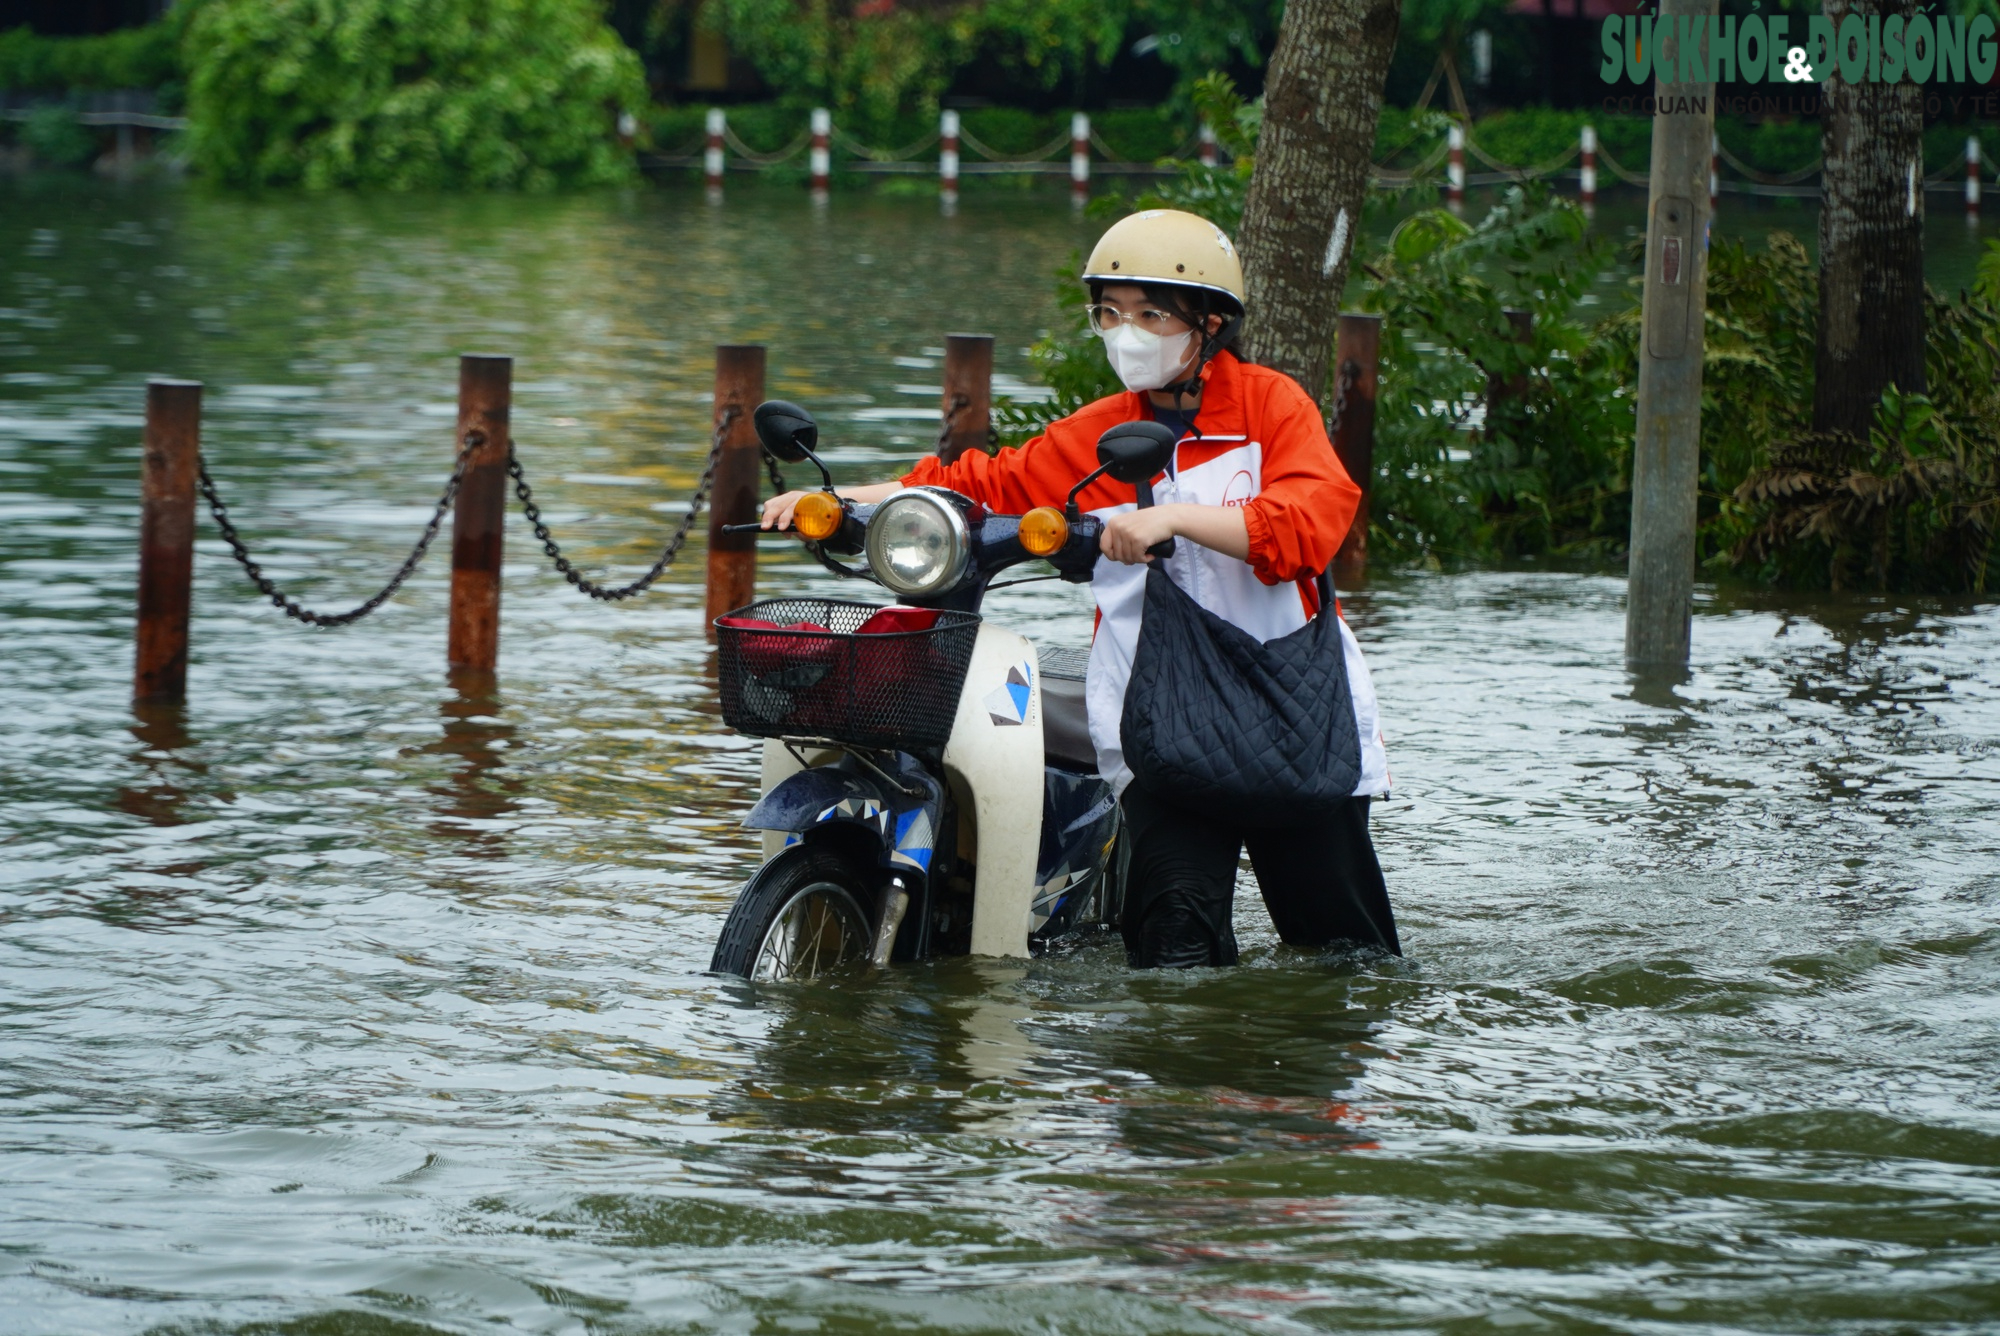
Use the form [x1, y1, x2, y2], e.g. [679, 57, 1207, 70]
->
[721, 523, 787, 535]
[1149, 536, 1176, 560]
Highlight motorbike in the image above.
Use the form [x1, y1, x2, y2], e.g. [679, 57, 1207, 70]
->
[707, 399, 1178, 981]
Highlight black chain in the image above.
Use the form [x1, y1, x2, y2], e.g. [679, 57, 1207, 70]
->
[198, 437, 476, 627]
[934, 393, 967, 456]
[508, 406, 735, 601]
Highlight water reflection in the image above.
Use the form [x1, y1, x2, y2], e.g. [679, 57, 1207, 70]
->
[117, 700, 201, 828]
[416, 678, 522, 842]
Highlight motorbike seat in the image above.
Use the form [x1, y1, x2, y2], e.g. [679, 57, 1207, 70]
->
[1037, 644, 1096, 772]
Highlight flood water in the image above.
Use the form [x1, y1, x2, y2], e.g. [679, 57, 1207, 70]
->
[2, 174, 1998, 1334]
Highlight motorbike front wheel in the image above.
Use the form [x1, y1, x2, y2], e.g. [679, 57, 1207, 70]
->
[709, 845, 876, 981]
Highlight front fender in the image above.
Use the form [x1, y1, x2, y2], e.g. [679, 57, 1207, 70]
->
[743, 758, 943, 875]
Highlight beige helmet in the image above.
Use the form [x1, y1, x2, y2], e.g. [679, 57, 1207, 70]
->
[1082, 208, 1245, 313]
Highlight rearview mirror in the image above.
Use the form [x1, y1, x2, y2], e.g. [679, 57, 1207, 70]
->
[754, 400, 818, 463]
[1095, 420, 1177, 484]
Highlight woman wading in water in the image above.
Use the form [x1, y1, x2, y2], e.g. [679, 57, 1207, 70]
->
[764, 209, 1397, 967]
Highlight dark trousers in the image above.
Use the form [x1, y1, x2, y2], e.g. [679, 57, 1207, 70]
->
[1119, 781, 1400, 969]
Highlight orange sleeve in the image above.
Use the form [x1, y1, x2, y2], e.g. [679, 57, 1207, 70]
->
[1240, 384, 1359, 586]
[898, 428, 1086, 514]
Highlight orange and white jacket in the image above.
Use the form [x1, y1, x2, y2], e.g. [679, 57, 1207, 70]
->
[902, 349, 1389, 799]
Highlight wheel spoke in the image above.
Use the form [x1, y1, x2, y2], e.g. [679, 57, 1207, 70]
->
[749, 880, 867, 982]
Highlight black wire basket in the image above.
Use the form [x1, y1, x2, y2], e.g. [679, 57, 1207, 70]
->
[714, 598, 982, 752]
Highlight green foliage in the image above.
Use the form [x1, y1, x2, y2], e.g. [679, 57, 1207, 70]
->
[1117, 72, 1256, 232]
[1400, 0, 1514, 45]
[182, 0, 647, 190]
[1978, 239, 2000, 304]
[0, 23, 180, 94]
[20, 104, 98, 168]
[692, 0, 1277, 140]
[703, 0, 967, 141]
[1363, 187, 1631, 562]
[1733, 358, 2000, 593]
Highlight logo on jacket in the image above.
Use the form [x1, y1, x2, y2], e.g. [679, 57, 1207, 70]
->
[1221, 470, 1254, 507]
[983, 660, 1035, 727]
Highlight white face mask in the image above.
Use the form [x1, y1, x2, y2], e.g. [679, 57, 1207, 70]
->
[1098, 323, 1195, 394]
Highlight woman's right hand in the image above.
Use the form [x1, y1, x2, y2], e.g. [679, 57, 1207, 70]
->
[760, 490, 813, 531]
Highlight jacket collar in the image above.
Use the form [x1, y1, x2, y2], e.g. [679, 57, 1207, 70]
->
[1130, 349, 1249, 439]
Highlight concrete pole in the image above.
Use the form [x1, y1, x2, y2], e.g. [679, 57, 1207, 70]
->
[809, 108, 831, 200]
[1070, 113, 1090, 209]
[1580, 123, 1597, 211]
[1446, 122, 1466, 211]
[1626, 0, 1718, 669]
[939, 109, 960, 215]
[1969, 136, 1981, 221]
[704, 108, 725, 200]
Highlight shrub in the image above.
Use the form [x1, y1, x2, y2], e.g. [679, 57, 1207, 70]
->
[20, 105, 98, 168]
[1362, 188, 1630, 562]
[0, 23, 179, 95]
[182, 0, 647, 190]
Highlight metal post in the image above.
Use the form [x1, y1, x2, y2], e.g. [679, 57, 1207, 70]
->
[134, 379, 202, 703]
[1969, 136, 1982, 220]
[705, 344, 767, 635]
[1198, 122, 1217, 167]
[1487, 307, 1534, 425]
[1070, 112, 1090, 209]
[704, 107, 725, 198]
[448, 355, 512, 678]
[809, 108, 831, 198]
[939, 334, 994, 466]
[1447, 122, 1466, 211]
[940, 109, 960, 215]
[1580, 123, 1597, 211]
[1330, 314, 1381, 584]
[1627, 0, 1717, 669]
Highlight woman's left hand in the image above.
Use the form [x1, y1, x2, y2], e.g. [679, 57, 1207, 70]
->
[1100, 507, 1179, 564]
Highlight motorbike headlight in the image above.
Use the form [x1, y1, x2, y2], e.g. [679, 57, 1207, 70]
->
[865, 490, 969, 598]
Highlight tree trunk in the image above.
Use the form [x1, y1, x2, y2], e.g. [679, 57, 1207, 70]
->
[1814, 0, 1926, 439]
[1236, 0, 1402, 407]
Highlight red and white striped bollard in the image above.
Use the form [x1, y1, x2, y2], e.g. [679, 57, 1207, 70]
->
[940, 109, 960, 215]
[1070, 112, 1090, 209]
[1580, 124, 1597, 212]
[810, 107, 830, 199]
[1198, 123, 1217, 168]
[1446, 122, 1465, 211]
[1710, 132, 1719, 213]
[1969, 136, 1982, 221]
[704, 107, 725, 198]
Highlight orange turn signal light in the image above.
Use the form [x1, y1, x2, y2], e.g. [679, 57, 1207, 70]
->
[794, 491, 845, 542]
[1018, 506, 1069, 557]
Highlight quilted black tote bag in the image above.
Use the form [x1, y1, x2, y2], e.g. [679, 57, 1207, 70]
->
[1118, 564, 1361, 827]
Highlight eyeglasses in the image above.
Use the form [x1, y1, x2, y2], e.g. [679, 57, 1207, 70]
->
[1084, 303, 1187, 335]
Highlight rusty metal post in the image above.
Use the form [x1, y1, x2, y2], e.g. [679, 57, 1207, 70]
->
[1330, 315, 1380, 583]
[134, 379, 202, 703]
[447, 355, 512, 678]
[705, 344, 767, 635]
[939, 334, 993, 465]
